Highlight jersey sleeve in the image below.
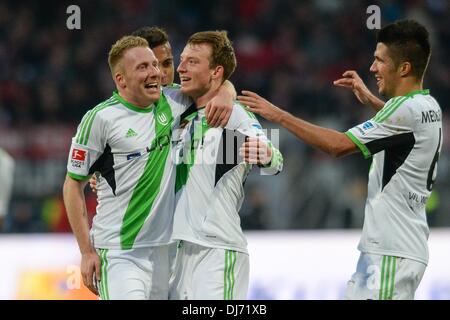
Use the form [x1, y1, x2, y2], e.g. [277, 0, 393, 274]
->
[162, 86, 193, 119]
[345, 97, 415, 159]
[66, 110, 107, 181]
[231, 103, 283, 175]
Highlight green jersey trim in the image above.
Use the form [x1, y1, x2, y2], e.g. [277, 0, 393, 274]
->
[175, 114, 210, 193]
[76, 97, 117, 145]
[67, 172, 90, 181]
[345, 131, 371, 159]
[113, 91, 154, 113]
[261, 142, 283, 170]
[120, 93, 174, 249]
[405, 89, 429, 98]
[374, 96, 409, 123]
[166, 83, 181, 89]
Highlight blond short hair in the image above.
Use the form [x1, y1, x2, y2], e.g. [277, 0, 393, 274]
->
[108, 36, 149, 74]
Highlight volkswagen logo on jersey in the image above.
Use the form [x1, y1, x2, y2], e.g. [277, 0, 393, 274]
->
[157, 112, 169, 125]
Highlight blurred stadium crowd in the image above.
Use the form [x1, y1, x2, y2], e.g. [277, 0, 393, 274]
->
[0, 0, 449, 233]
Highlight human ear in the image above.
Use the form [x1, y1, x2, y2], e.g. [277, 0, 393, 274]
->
[399, 62, 412, 77]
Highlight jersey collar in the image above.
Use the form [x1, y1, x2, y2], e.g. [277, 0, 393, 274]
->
[113, 91, 154, 113]
[405, 89, 430, 98]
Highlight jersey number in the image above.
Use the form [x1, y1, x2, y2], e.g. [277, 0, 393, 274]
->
[426, 128, 441, 191]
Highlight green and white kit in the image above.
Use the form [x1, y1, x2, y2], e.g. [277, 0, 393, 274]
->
[170, 103, 283, 299]
[345, 89, 442, 299]
[66, 88, 191, 299]
[67, 88, 190, 249]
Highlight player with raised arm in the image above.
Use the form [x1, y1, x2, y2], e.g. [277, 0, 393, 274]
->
[238, 20, 442, 300]
[63, 35, 233, 299]
[90, 27, 235, 190]
[169, 31, 283, 300]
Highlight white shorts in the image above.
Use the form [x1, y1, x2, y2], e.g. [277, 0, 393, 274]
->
[344, 252, 426, 300]
[96, 244, 172, 300]
[169, 241, 249, 300]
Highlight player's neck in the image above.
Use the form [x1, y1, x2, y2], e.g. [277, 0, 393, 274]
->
[194, 82, 221, 109]
[393, 78, 423, 98]
[118, 89, 155, 108]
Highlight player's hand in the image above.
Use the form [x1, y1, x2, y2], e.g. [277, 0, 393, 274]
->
[237, 91, 284, 123]
[81, 251, 101, 296]
[333, 70, 373, 106]
[89, 175, 98, 194]
[239, 137, 272, 165]
[205, 88, 233, 128]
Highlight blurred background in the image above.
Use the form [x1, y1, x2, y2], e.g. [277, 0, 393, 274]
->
[0, 0, 449, 299]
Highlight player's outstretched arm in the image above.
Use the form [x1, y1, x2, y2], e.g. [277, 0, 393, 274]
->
[63, 175, 101, 295]
[238, 90, 357, 158]
[333, 70, 385, 111]
[205, 80, 236, 127]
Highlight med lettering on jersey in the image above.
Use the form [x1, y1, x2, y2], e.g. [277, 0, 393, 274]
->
[345, 90, 442, 265]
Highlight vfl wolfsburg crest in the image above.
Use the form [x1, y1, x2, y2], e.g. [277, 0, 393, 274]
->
[157, 112, 169, 125]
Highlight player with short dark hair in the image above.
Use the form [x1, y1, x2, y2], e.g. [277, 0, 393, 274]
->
[132, 27, 175, 87]
[238, 19, 442, 300]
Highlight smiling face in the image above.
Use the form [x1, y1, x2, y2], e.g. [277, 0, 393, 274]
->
[152, 42, 174, 86]
[370, 43, 399, 99]
[177, 43, 216, 100]
[116, 46, 161, 107]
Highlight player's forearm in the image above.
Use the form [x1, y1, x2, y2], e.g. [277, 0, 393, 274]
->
[63, 177, 93, 254]
[367, 94, 385, 112]
[277, 111, 353, 158]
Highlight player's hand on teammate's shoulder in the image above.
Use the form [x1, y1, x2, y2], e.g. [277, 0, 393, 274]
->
[237, 90, 284, 123]
[205, 87, 234, 128]
[239, 137, 272, 166]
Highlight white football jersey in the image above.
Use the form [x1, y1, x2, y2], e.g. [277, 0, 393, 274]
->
[66, 88, 191, 249]
[172, 103, 283, 254]
[346, 90, 442, 264]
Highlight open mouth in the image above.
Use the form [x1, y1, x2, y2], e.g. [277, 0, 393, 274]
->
[144, 83, 158, 89]
[375, 76, 382, 86]
[180, 76, 191, 84]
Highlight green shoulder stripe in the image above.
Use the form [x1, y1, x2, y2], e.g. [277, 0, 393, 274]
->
[374, 96, 410, 123]
[373, 97, 400, 122]
[375, 96, 409, 123]
[76, 96, 117, 145]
